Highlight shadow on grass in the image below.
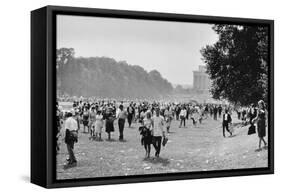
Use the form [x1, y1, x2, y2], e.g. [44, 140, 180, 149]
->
[119, 139, 128, 143]
[105, 139, 117, 142]
[104, 139, 128, 143]
[143, 157, 170, 166]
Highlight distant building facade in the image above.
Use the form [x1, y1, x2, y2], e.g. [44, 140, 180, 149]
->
[193, 65, 211, 91]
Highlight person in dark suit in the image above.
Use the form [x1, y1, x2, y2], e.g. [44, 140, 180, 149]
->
[222, 109, 232, 137]
[127, 104, 135, 128]
[218, 105, 222, 118]
[213, 106, 218, 120]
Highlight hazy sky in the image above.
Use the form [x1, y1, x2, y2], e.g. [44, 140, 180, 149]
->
[57, 15, 218, 85]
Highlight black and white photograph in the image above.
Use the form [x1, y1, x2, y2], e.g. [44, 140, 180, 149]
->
[55, 14, 270, 180]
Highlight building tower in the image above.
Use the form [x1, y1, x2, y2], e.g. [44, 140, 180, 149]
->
[193, 65, 211, 91]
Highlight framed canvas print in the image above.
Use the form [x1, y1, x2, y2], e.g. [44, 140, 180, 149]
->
[31, 5, 274, 188]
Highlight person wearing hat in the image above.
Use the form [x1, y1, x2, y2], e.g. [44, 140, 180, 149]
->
[63, 109, 78, 166]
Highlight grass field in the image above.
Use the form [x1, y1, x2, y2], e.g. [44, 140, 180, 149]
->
[56, 115, 268, 180]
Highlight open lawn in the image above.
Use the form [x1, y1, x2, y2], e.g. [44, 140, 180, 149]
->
[56, 115, 268, 179]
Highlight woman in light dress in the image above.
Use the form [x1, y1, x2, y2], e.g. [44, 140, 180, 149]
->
[94, 110, 104, 141]
[143, 111, 153, 158]
[88, 107, 96, 140]
[164, 106, 173, 133]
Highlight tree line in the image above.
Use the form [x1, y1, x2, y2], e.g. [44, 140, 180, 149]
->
[57, 48, 173, 99]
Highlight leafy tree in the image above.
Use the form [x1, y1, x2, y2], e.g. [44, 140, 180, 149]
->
[56, 48, 75, 93]
[201, 25, 269, 106]
[56, 48, 75, 70]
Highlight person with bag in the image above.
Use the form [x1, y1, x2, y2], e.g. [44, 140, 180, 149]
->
[248, 123, 256, 135]
[222, 109, 232, 137]
[63, 109, 79, 167]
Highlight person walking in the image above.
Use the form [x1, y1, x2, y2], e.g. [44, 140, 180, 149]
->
[164, 106, 173, 133]
[142, 111, 153, 158]
[175, 105, 181, 121]
[152, 108, 166, 158]
[252, 100, 267, 151]
[218, 105, 222, 118]
[213, 106, 218, 120]
[127, 104, 134, 128]
[63, 110, 78, 167]
[104, 107, 115, 140]
[222, 109, 232, 137]
[117, 104, 128, 141]
[179, 106, 187, 128]
[94, 110, 104, 141]
[82, 107, 90, 133]
[88, 106, 96, 140]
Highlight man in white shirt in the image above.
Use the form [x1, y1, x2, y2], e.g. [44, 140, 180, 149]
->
[64, 109, 78, 166]
[152, 108, 166, 158]
[117, 104, 128, 141]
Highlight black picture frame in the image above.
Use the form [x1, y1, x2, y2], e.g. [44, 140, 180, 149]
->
[31, 5, 274, 188]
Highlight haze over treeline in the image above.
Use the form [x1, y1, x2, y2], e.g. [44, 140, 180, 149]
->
[57, 48, 174, 99]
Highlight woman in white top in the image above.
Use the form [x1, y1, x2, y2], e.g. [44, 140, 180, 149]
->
[142, 111, 153, 158]
[94, 110, 104, 141]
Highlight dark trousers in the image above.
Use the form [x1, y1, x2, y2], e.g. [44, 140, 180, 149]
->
[222, 121, 231, 137]
[127, 115, 133, 126]
[66, 143, 77, 164]
[118, 118, 125, 140]
[153, 136, 162, 156]
[180, 116, 186, 127]
[176, 113, 179, 120]
[143, 136, 152, 156]
[214, 113, 217, 120]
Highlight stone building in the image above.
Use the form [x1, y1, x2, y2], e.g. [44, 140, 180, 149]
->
[193, 65, 211, 91]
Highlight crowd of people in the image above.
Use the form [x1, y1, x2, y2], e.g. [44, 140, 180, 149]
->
[56, 97, 268, 167]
